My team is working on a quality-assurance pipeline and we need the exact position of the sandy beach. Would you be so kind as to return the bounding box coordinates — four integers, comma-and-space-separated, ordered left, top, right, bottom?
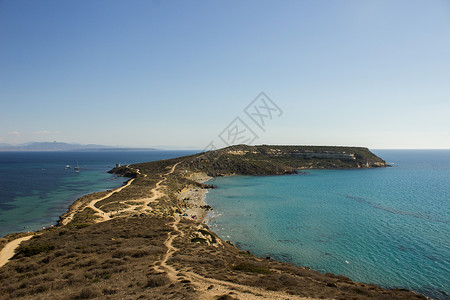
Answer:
177, 172, 212, 222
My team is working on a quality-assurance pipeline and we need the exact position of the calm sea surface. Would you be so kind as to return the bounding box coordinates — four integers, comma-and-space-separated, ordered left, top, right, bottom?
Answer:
205, 150, 450, 299
0, 150, 198, 237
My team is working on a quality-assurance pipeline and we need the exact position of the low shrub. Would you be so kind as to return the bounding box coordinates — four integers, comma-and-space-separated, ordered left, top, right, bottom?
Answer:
74, 287, 100, 299
13, 244, 55, 258
232, 263, 271, 274
191, 237, 207, 243
199, 229, 217, 243
145, 274, 168, 288
112, 248, 150, 258
102, 287, 118, 295
68, 223, 91, 229
14, 262, 39, 273
101, 258, 125, 268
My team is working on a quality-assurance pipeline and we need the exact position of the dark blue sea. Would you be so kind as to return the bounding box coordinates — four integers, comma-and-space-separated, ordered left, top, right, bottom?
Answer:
0, 150, 198, 237
205, 150, 450, 299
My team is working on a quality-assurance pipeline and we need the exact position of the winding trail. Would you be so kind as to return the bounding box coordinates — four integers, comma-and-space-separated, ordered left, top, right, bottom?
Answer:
114, 162, 181, 215
186, 271, 314, 300
141, 162, 181, 210
86, 177, 136, 221
148, 160, 316, 298
149, 162, 314, 299
153, 213, 313, 299
3, 163, 182, 269
60, 177, 136, 225
0, 235, 34, 268
153, 215, 182, 282
63, 162, 181, 224
2, 163, 180, 270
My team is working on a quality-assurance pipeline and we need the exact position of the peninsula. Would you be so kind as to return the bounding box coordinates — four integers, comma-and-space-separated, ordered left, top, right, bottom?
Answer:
0, 145, 426, 299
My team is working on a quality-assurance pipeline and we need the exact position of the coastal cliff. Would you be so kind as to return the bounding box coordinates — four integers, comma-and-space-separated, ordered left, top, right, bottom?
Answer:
0, 145, 425, 300
112, 145, 389, 178
185, 145, 389, 176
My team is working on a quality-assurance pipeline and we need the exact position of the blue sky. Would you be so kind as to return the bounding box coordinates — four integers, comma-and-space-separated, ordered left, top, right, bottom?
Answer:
1, 0, 449, 149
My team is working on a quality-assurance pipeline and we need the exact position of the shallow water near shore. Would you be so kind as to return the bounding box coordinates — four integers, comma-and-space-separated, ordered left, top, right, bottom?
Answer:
205, 150, 450, 299
0, 150, 198, 237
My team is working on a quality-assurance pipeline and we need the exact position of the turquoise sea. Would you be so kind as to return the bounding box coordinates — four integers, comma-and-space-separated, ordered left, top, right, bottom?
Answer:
205, 150, 450, 299
0, 150, 197, 237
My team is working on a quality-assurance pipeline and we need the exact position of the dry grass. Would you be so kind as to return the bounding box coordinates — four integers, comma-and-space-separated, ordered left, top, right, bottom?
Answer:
0, 216, 170, 299
94, 178, 159, 209
0, 214, 427, 300
100, 202, 129, 213
70, 207, 98, 224
0, 232, 34, 253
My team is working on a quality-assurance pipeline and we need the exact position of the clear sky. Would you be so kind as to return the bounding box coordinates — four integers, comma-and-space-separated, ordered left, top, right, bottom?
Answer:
1, 0, 449, 149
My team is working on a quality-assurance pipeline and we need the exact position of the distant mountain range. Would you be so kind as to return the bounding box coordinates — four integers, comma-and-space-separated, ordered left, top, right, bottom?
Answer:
0, 142, 158, 151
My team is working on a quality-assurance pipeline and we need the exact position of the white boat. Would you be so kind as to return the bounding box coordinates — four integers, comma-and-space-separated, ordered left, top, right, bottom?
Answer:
74, 162, 80, 170
65, 165, 71, 169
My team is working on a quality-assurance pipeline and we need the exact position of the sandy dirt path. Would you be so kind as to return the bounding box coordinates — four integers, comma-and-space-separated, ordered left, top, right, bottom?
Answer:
60, 176, 136, 225
154, 215, 315, 299
151, 160, 318, 299
111, 162, 181, 215
0, 235, 34, 268
186, 271, 316, 300
140, 162, 181, 211
153, 215, 182, 282
86, 177, 136, 222
64, 163, 181, 224
1, 164, 178, 269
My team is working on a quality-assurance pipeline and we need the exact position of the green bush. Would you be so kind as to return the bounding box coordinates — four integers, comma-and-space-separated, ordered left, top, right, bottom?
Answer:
68, 223, 91, 229
232, 262, 271, 274
145, 274, 168, 288
14, 244, 54, 258
74, 287, 100, 299
191, 237, 207, 244
199, 229, 217, 243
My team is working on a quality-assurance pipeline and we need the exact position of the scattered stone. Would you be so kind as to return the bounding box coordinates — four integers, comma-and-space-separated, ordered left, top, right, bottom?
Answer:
327, 282, 338, 288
